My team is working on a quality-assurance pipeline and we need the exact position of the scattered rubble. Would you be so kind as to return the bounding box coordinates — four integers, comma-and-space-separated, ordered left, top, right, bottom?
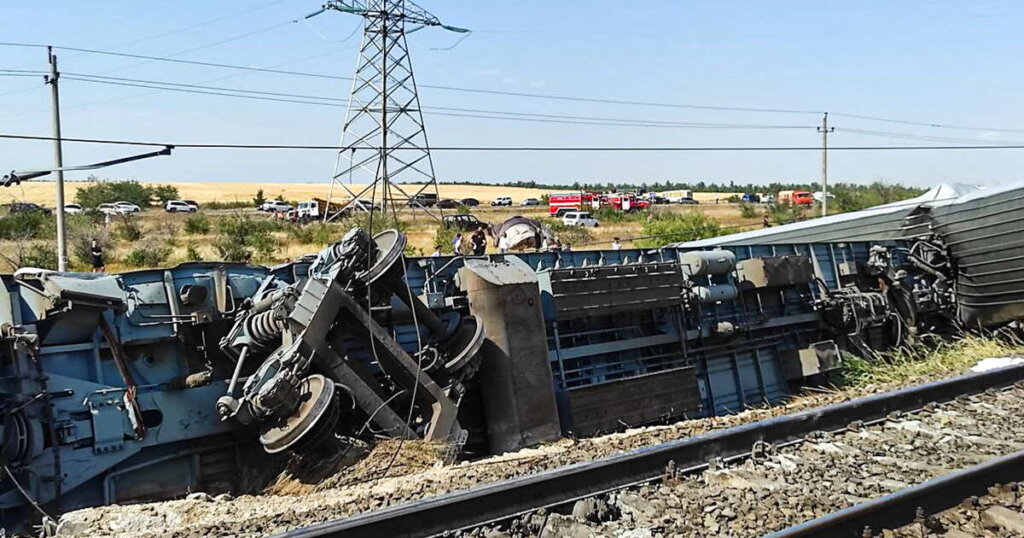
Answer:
55, 369, 1020, 538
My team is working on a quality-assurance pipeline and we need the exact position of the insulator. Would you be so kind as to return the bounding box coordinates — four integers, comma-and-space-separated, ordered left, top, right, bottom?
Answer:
246, 310, 288, 346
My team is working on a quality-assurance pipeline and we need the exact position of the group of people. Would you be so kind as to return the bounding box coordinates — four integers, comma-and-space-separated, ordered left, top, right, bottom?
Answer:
437, 227, 506, 257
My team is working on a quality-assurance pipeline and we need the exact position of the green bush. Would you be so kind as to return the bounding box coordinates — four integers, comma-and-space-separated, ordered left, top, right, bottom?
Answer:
185, 243, 203, 262
768, 201, 806, 225
635, 212, 724, 248
213, 213, 280, 262
123, 243, 172, 268
0, 211, 54, 240
75, 179, 175, 209
592, 206, 644, 223
114, 217, 143, 242
21, 243, 59, 270
253, 189, 266, 208
66, 215, 110, 269
184, 213, 211, 234
738, 202, 758, 219
547, 221, 593, 248
347, 211, 407, 236
287, 222, 343, 245
433, 224, 459, 254
149, 184, 180, 205
203, 200, 253, 210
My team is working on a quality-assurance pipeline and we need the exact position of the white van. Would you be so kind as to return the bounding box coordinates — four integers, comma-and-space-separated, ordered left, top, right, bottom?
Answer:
562, 211, 599, 227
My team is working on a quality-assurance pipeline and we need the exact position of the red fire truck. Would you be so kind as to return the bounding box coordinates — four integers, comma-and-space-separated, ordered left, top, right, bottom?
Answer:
548, 191, 650, 216
548, 192, 599, 216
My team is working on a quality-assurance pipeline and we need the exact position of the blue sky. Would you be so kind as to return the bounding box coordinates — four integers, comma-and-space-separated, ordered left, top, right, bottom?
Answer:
3, 1, 1024, 187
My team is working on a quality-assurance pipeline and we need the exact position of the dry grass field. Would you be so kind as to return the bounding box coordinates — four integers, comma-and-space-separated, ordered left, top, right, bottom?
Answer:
1, 181, 566, 206
0, 180, 765, 272
3, 180, 743, 207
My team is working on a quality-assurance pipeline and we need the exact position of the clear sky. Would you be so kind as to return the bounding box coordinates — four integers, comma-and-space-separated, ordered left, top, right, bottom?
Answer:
3, 1, 1024, 188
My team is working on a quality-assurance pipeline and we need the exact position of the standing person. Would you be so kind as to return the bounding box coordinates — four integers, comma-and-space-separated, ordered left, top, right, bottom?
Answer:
452, 232, 463, 254
103, 212, 111, 229
497, 232, 510, 254
611, 237, 622, 250
89, 239, 105, 273
763, 213, 772, 228
472, 228, 486, 256
564, 243, 572, 252
431, 245, 442, 257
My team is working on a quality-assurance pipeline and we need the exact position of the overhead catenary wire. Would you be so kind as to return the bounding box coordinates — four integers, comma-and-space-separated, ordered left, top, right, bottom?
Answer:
5, 41, 1024, 134
57, 73, 815, 130
6, 132, 1024, 152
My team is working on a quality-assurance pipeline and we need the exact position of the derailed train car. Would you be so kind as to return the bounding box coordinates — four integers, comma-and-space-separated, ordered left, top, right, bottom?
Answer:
2, 181, 1023, 531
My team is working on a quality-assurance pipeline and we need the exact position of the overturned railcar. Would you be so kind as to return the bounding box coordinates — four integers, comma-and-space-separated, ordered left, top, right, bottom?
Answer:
3, 181, 1024, 531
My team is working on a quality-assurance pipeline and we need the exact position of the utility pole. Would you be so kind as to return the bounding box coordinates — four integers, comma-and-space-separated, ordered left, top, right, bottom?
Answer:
46, 47, 68, 271
817, 112, 834, 218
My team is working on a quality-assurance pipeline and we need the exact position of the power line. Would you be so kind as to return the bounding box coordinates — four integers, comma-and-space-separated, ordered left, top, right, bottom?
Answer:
4, 132, 1024, 152
831, 112, 1024, 134
1, 42, 821, 115
839, 127, 1024, 146
59, 73, 815, 129
5, 41, 1024, 133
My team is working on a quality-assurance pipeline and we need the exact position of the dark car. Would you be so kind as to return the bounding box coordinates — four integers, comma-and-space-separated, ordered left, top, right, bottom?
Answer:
407, 193, 438, 207
459, 198, 480, 207
7, 202, 51, 215
442, 213, 488, 230
679, 198, 700, 205
741, 193, 761, 203
436, 199, 460, 209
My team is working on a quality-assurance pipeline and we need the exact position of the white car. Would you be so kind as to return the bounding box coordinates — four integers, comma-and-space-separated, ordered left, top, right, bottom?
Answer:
97, 203, 119, 215
520, 198, 540, 206
165, 200, 197, 213
260, 200, 292, 213
562, 211, 599, 227
490, 196, 513, 207
63, 203, 83, 214
114, 201, 142, 214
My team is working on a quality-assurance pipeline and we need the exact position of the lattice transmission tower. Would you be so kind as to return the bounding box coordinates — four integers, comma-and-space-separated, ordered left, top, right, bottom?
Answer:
323, 0, 468, 221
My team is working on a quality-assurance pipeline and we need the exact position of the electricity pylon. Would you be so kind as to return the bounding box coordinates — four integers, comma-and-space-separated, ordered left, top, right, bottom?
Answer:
323, 0, 468, 221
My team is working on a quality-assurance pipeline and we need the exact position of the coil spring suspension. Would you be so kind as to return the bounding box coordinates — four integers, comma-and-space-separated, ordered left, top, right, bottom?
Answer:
246, 309, 288, 346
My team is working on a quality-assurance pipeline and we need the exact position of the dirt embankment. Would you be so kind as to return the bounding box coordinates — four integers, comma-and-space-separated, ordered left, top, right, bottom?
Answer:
57, 370, 975, 538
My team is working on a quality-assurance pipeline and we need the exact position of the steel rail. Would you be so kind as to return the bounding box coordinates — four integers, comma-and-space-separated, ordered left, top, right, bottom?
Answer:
767, 447, 1024, 537
274, 365, 1024, 538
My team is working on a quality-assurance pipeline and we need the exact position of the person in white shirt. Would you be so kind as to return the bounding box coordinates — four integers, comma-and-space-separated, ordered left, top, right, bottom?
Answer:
452, 233, 462, 254
431, 245, 441, 257
497, 232, 510, 254
611, 237, 622, 250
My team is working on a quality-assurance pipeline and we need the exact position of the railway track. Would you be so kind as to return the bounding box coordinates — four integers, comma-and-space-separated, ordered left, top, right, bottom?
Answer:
276, 364, 1024, 538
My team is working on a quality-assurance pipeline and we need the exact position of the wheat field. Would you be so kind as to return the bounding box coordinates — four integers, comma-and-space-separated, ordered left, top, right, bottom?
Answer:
3, 180, 742, 207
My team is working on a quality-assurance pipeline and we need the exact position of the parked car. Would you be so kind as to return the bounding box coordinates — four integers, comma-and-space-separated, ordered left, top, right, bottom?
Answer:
490, 196, 513, 206
442, 214, 488, 231
649, 195, 669, 205
165, 200, 197, 213
561, 211, 599, 227
741, 193, 761, 203
407, 193, 438, 208
6, 202, 51, 215
183, 199, 200, 211
459, 198, 480, 207
678, 198, 699, 205
260, 200, 293, 213
114, 201, 142, 214
97, 203, 118, 215
520, 198, 540, 206
63, 203, 83, 214
436, 199, 460, 209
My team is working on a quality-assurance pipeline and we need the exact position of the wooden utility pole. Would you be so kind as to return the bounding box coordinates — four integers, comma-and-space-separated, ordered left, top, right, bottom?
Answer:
46, 47, 68, 271
817, 112, 834, 217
